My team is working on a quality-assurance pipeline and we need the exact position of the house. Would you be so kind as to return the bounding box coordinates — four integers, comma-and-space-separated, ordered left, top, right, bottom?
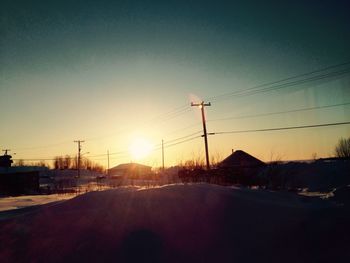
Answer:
0, 153, 47, 195
0, 154, 13, 168
218, 150, 266, 185
0, 171, 40, 195
108, 163, 152, 178
219, 150, 265, 168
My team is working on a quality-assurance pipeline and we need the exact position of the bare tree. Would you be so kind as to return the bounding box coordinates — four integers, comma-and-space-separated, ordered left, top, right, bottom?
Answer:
83, 158, 92, 170
335, 137, 350, 158
210, 151, 223, 168
53, 157, 59, 169
53, 156, 66, 169
73, 156, 78, 169
64, 155, 72, 169
15, 159, 25, 166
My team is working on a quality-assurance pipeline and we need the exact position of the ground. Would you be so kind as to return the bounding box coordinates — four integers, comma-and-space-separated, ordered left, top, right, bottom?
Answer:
0, 184, 349, 263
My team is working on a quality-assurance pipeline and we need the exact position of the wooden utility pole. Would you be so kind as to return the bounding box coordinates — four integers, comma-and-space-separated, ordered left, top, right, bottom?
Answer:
2, 149, 11, 155
162, 139, 165, 171
191, 101, 211, 170
107, 150, 110, 176
74, 140, 84, 177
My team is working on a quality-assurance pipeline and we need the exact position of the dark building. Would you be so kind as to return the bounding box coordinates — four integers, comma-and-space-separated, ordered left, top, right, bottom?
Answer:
0, 154, 41, 195
219, 150, 265, 168
0, 154, 13, 168
0, 171, 40, 196
218, 150, 266, 185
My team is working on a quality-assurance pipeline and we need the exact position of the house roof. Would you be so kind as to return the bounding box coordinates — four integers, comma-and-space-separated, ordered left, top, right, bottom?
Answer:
219, 150, 265, 167
109, 163, 151, 171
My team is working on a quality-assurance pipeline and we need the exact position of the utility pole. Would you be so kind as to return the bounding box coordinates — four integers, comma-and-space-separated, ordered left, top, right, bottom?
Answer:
162, 139, 165, 172
2, 149, 11, 155
107, 150, 110, 176
74, 140, 84, 178
191, 101, 211, 170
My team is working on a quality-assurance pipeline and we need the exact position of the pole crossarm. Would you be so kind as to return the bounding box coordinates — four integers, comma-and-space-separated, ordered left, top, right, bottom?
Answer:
191, 102, 211, 107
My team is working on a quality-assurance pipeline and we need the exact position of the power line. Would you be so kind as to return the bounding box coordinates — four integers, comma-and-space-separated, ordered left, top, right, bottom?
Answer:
149, 106, 190, 124
246, 69, 348, 95
147, 104, 189, 123
87, 150, 129, 158
80, 65, 350, 144
207, 102, 350, 122
163, 131, 202, 144
12, 140, 72, 151
149, 63, 350, 144
206, 61, 350, 102
153, 135, 202, 151
86, 131, 203, 158
9, 132, 202, 162
210, 69, 350, 104
164, 122, 202, 136
213, 121, 350, 135
85, 104, 191, 142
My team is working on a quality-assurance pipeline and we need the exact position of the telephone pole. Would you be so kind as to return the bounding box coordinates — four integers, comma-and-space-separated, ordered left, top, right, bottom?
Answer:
162, 139, 165, 172
2, 149, 11, 155
74, 140, 84, 178
191, 101, 211, 170
107, 150, 110, 176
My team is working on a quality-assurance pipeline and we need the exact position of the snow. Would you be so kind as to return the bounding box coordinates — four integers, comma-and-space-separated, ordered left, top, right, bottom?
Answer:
0, 194, 77, 212
0, 184, 348, 263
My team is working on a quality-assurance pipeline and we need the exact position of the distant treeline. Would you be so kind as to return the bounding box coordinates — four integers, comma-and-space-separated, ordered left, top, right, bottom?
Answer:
53, 155, 105, 173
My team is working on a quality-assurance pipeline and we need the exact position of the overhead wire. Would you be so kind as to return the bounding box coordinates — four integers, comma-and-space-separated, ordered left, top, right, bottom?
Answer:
85, 104, 191, 142
207, 102, 350, 122
163, 131, 202, 145
213, 121, 350, 135
206, 61, 350, 102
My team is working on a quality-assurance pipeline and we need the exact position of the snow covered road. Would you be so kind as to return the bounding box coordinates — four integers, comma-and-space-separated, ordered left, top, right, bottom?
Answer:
0, 184, 348, 263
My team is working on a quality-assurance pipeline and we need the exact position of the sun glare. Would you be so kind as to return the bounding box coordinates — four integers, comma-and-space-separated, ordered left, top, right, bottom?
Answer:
129, 138, 153, 160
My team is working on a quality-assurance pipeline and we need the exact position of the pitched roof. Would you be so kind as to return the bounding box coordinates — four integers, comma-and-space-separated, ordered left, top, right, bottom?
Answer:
219, 150, 265, 167
109, 163, 151, 171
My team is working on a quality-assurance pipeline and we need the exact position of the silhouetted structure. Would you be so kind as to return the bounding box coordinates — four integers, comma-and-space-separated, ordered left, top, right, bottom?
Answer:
260, 159, 350, 191
108, 163, 152, 178
0, 171, 39, 195
219, 150, 265, 168
215, 150, 266, 185
0, 154, 13, 168
178, 150, 266, 186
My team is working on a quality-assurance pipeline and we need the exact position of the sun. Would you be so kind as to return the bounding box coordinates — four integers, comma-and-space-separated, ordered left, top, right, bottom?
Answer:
129, 137, 153, 160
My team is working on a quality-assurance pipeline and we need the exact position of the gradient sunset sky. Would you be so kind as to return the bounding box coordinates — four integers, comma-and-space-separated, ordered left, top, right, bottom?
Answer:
1, 0, 350, 167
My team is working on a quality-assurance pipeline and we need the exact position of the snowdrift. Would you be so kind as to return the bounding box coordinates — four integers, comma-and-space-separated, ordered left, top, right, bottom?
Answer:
0, 184, 348, 263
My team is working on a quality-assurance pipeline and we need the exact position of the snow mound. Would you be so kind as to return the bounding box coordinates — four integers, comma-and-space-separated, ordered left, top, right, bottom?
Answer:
0, 184, 347, 263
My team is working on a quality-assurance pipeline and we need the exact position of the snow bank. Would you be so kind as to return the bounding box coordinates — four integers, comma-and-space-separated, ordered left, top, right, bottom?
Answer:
0, 184, 348, 263
0, 194, 77, 212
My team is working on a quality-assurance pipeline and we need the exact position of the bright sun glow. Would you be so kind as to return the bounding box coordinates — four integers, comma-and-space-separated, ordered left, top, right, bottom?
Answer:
129, 138, 153, 160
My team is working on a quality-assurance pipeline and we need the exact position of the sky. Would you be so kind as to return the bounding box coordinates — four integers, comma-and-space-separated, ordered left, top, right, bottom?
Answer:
1, 0, 350, 168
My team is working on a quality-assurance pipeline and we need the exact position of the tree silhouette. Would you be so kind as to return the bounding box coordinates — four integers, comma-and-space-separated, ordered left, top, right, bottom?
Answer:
335, 137, 350, 158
